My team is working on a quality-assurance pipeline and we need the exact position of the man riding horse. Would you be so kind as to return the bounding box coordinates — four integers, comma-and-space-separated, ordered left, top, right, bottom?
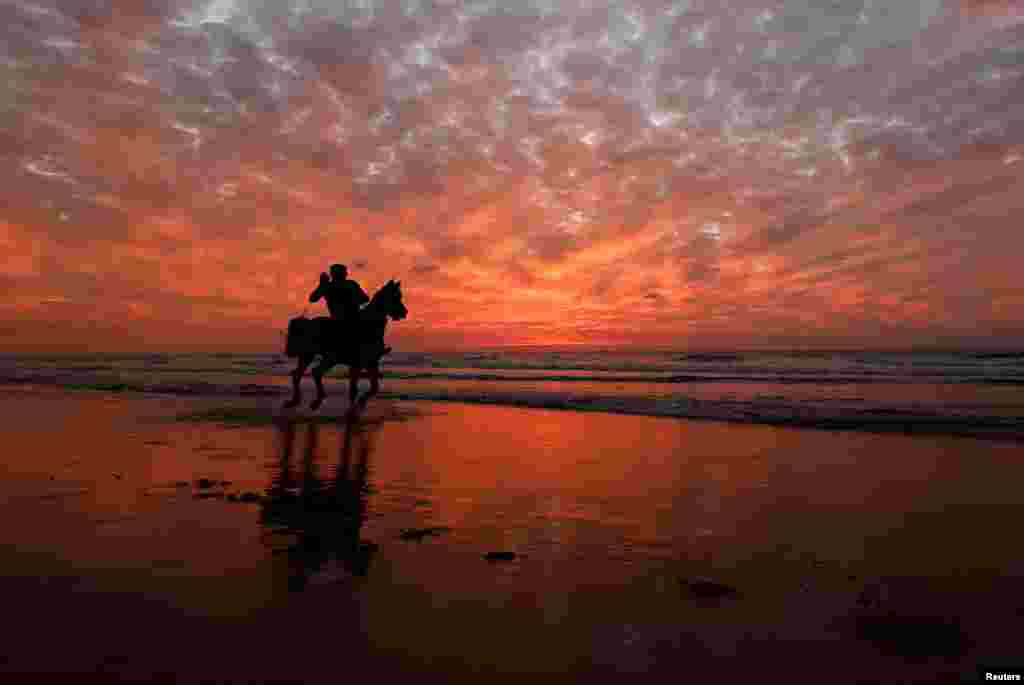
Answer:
285, 273, 406, 411
309, 264, 390, 359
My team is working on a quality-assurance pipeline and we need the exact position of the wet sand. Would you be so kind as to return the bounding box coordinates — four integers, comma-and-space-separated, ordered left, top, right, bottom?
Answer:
1, 384, 1023, 683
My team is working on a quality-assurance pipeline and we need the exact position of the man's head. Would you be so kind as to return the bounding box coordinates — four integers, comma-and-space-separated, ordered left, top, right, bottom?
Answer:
329, 264, 348, 281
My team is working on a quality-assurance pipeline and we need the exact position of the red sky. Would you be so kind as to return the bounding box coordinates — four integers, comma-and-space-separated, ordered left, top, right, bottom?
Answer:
2, 0, 1023, 352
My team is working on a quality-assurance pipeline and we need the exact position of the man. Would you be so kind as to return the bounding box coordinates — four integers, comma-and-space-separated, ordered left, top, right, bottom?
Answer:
310, 264, 368, 322
309, 264, 390, 357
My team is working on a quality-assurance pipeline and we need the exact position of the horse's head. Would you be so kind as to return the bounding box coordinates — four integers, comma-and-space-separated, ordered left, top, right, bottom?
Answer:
382, 279, 408, 321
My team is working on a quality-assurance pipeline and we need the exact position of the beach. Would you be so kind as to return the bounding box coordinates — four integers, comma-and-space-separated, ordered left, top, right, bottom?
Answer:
1, 383, 1022, 682
4, 0, 1022, 679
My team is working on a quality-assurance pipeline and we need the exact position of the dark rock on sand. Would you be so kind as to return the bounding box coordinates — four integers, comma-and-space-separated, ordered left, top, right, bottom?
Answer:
220, 480, 232, 487
195, 491, 224, 500
854, 613, 972, 659
226, 493, 239, 502
239, 492, 261, 503
484, 551, 517, 562
196, 478, 215, 489
399, 527, 451, 541
173, 481, 189, 488
856, 584, 884, 609
681, 577, 742, 601
846, 577, 976, 659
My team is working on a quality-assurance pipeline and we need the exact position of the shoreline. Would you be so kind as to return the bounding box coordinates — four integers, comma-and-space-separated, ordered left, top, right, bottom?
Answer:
3, 378, 1022, 442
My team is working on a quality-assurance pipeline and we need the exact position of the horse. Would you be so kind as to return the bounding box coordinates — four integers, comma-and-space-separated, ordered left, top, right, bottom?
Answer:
283, 279, 407, 412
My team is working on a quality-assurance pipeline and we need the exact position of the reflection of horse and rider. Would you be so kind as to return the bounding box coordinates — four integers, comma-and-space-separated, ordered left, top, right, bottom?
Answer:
261, 418, 380, 592
284, 264, 408, 411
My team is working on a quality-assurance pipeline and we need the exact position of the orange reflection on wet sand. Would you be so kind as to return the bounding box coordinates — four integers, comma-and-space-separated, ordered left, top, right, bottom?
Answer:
3, 386, 1024, 681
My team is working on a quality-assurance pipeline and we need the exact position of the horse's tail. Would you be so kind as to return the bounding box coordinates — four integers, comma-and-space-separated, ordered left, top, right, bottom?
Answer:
284, 316, 309, 358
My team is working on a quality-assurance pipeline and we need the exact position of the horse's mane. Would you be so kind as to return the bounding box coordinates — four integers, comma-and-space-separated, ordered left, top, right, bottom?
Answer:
367, 280, 395, 308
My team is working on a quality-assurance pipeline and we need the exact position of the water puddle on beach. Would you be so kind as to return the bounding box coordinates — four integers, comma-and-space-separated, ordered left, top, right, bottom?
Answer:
2, 385, 1024, 681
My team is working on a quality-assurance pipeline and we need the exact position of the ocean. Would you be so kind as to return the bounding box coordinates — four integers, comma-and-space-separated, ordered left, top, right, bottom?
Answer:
2, 348, 1022, 440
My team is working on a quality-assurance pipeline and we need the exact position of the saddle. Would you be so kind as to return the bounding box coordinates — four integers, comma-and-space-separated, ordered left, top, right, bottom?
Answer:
285, 316, 390, 361
323, 316, 391, 362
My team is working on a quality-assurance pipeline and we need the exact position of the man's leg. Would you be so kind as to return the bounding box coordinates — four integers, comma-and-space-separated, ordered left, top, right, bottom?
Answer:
332, 317, 351, 359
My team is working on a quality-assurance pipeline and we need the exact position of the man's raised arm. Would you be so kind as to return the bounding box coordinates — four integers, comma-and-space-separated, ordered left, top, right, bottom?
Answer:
309, 273, 329, 303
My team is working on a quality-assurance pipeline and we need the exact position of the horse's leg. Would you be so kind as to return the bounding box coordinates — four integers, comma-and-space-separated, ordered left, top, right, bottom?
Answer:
347, 366, 361, 414
283, 354, 312, 409
310, 355, 335, 411
358, 364, 380, 408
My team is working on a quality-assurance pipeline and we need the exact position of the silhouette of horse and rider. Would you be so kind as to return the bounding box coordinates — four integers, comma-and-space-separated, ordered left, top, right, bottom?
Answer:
284, 264, 407, 412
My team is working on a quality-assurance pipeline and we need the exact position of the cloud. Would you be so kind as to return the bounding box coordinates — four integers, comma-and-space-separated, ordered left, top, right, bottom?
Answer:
71, 0, 190, 32
411, 262, 439, 274
643, 291, 668, 307
960, 0, 1024, 17
0, 0, 1022, 349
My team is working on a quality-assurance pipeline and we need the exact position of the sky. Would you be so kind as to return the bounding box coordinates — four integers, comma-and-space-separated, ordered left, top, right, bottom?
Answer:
2, 0, 1023, 352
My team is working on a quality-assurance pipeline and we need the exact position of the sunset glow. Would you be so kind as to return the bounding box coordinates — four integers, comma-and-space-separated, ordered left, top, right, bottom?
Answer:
3, 0, 1023, 352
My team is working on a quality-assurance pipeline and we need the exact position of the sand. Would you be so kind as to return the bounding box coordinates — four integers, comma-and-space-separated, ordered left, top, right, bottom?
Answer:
1, 384, 1023, 683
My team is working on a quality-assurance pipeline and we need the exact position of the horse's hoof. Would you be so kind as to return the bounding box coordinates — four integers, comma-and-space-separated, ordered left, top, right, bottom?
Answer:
310, 398, 324, 411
